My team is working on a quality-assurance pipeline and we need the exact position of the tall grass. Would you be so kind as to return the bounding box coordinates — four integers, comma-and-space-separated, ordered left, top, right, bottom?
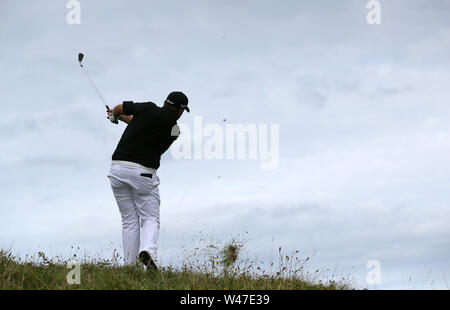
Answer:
0, 241, 352, 290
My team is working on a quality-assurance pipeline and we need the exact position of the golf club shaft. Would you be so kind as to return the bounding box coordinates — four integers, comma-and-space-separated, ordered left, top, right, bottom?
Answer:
79, 64, 110, 110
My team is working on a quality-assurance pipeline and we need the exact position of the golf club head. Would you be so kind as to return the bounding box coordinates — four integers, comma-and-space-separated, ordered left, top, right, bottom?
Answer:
78, 53, 84, 66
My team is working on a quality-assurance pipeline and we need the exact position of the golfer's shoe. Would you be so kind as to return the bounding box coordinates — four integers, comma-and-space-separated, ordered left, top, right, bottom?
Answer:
138, 251, 158, 271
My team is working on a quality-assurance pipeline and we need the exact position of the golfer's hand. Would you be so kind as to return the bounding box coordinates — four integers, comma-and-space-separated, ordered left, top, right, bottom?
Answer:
106, 108, 119, 124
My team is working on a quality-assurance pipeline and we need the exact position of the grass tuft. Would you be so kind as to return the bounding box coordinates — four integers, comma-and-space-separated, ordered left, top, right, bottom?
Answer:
220, 240, 241, 269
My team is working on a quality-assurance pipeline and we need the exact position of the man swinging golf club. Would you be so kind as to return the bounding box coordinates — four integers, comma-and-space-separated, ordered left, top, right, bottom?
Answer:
106, 91, 189, 270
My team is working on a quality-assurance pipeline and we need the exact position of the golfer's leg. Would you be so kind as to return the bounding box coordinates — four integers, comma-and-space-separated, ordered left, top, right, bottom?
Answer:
109, 172, 140, 265
134, 174, 161, 260
118, 195, 140, 265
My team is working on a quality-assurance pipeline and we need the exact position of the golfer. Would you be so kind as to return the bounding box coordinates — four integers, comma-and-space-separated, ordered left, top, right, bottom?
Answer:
106, 91, 189, 269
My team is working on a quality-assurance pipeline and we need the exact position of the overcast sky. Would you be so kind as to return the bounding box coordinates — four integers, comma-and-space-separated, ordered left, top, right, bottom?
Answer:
1, 0, 449, 289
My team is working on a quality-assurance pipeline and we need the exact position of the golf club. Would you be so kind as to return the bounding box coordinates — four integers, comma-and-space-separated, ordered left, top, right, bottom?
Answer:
78, 53, 110, 110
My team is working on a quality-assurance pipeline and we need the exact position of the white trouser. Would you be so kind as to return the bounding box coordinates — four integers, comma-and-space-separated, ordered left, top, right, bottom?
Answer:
107, 162, 160, 265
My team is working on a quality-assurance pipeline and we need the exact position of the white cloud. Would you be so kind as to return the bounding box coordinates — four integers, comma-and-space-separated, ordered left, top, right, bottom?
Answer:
1, 0, 449, 289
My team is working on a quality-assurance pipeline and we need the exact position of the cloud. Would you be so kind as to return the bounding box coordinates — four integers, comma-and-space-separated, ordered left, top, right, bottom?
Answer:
1, 0, 449, 289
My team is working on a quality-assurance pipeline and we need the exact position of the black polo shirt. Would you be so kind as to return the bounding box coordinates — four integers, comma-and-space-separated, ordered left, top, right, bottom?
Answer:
112, 101, 179, 170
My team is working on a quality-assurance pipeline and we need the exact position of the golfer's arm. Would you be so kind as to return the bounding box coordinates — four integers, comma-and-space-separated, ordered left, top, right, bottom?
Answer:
112, 104, 133, 124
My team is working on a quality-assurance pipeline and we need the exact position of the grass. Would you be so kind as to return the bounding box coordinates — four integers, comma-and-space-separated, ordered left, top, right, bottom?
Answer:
0, 242, 352, 290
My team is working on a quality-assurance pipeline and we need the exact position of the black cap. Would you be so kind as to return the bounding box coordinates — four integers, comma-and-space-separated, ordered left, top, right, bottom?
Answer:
165, 91, 189, 113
